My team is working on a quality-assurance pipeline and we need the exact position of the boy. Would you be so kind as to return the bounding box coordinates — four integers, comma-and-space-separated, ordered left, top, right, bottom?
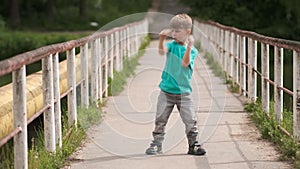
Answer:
145, 14, 206, 156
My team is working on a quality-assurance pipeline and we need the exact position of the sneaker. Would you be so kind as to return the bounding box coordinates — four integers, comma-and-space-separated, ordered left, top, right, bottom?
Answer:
145, 141, 162, 155
188, 141, 206, 156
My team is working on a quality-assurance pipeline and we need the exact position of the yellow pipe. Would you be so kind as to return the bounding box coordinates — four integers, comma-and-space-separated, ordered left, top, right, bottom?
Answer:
0, 53, 83, 140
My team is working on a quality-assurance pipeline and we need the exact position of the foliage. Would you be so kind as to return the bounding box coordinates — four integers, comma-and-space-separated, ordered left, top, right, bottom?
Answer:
77, 105, 102, 130
0, 0, 151, 31
0, 31, 88, 61
108, 36, 150, 96
203, 52, 225, 79
0, 15, 5, 30
183, 0, 300, 41
0, 104, 102, 169
245, 100, 299, 163
202, 52, 241, 92
0, 140, 13, 169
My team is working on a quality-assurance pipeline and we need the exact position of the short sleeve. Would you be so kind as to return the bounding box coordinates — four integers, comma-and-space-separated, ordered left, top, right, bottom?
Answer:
165, 41, 172, 52
189, 46, 198, 69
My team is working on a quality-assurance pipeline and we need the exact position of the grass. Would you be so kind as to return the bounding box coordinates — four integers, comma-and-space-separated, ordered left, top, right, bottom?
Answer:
0, 140, 13, 169
225, 79, 240, 93
0, 104, 102, 169
202, 51, 240, 93
198, 44, 299, 167
28, 105, 102, 169
0, 35, 150, 169
108, 36, 150, 96
203, 52, 225, 79
245, 100, 299, 166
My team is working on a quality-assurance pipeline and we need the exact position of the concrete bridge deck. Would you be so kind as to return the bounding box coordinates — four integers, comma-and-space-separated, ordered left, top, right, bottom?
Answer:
66, 41, 292, 169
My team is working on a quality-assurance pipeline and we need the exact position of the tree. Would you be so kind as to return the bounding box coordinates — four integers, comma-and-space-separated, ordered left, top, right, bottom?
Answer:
10, 0, 20, 28
47, 0, 55, 21
182, 0, 300, 40
79, 0, 88, 20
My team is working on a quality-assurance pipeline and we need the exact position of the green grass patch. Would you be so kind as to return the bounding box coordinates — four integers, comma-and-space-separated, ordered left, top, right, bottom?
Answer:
0, 31, 88, 61
28, 105, 102, 169
77, 105, 102, 130
0, 104, 102, 169
0, 140, 13, 169
0, 35, 150, 168
202, 52, 240, 93
200, 46, 299, 166
0, 31, 85, 87
225, 79, 240, 93
245, 100, 299, 164
203, 52, 225, 79
108, 36, 150, 96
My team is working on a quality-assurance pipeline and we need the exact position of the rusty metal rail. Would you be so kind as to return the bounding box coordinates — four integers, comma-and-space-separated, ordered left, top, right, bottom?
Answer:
0, 18, 148, 169
193, 19, 300, 138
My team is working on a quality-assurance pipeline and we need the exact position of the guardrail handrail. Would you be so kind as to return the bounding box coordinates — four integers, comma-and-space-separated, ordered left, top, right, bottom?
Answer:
193, 19, 300, 139
0, 20, 146, 76
197, 19, 300, 52
0, 18, 148, 168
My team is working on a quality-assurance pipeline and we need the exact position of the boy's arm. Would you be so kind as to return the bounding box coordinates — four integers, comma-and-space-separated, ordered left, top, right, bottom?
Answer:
182, 35, 194, 67
158, 29, 171, 55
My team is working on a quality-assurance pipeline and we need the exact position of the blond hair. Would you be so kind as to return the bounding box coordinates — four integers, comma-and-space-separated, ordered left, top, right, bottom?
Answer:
169, 14, 192, 29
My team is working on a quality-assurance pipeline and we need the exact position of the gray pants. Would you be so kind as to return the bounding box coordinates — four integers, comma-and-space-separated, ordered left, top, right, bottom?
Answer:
152, 91, 198, 145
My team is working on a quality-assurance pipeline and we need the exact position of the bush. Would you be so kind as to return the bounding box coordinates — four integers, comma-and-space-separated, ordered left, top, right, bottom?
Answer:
0, 15, 5, 30
245, 100, 299, 162
0, 31, 87, 60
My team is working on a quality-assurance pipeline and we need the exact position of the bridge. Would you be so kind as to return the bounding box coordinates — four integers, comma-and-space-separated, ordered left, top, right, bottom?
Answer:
0, 1, 300, 169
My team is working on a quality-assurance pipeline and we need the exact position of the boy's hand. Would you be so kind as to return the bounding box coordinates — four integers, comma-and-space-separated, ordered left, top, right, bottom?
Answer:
159, 29, 172, 38
187, 35, 194, 46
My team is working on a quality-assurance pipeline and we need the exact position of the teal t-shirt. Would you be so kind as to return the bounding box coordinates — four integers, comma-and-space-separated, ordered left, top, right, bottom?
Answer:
159, 40, 198, 94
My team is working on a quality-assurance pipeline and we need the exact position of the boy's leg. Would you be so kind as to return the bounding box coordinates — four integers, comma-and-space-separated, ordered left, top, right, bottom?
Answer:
177, 94, 206, 155
146, 91, 175, 155
177, 94, 198, 145
153, 91, 175, 143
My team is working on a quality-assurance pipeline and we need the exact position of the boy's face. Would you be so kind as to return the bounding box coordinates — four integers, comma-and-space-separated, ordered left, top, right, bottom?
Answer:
171, 28, 191, 44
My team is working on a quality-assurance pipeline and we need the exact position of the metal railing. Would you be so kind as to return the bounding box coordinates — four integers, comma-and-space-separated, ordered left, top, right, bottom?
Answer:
193, 19, 300, 138
0, 19, 148, 168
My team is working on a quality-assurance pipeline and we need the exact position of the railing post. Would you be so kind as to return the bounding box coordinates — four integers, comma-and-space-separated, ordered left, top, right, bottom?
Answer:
122, 29, 125, 59
13, 65, 28, 169
53, 53, 62, 148
214, 27, 218, 49
224, 31, 229, 74
127, 27, 130, 57
220, 29, 225, 70
247, 38, 253, 99
218, 28, 223, 65
235, 35, 239, 84
120, 30, 124, 70
228, 32, 232, 77
293, 50, 300, 137
261, 43, 270, 113
240, 36, 246, 96
67, 48, 77, 127
131, 27, 134, 56
253, 40, 258, 100
98, 38, 103, 103
232, 33, 238, 84
42, 54, 55, 152
135, 26, 139, 54
274, 46, 284, 122
80, 43, 89, 107
247, 38, 257, 100
104, 35, 109, 97
91, 39, 99, 103
119, 30, 122, 66
229, 32, 234, 78
109, 33, 114, 79
115, 31, 121, 71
